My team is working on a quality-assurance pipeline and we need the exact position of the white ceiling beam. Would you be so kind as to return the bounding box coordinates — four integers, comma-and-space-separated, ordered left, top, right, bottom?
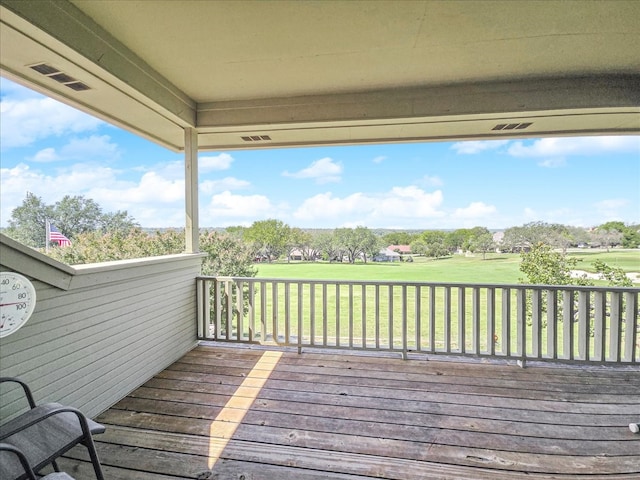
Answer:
197, 76, 640, 130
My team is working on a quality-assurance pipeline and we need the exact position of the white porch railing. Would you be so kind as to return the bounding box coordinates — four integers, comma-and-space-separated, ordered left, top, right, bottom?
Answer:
197, 276, 639, 364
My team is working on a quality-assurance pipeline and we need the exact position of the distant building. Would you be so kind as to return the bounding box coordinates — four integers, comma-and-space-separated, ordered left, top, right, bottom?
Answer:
373, 248, 402, 262
387, 244, 411, 254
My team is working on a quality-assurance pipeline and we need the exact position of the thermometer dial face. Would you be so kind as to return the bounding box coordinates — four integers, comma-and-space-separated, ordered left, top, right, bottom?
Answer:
0, 272, 37, 338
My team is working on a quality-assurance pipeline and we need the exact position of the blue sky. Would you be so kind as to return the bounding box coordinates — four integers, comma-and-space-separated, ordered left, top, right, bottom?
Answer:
1, 77, 639, 230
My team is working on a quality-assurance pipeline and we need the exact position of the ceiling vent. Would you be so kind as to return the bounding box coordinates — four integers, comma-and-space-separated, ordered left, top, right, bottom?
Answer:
492, 122, 532, 131
28, 63, 90, 92
241, 135, 272, 142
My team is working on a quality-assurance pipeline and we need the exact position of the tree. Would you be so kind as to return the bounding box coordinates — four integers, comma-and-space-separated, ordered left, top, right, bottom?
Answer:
53, 195, 103, 234
418, 230, 449, 258
5, 192, 53, 248
244, 219, 290, 262
285, 228, 310, 262
622, 226, 640, 249
469, 232, 495, 260
380, 231, 418, 246
313, 231, 342, 262
200, 231, 257, 277
5, 193, 137, 249
519, 243, 588, 286
100, 210, 139, 234
591, 228, 623, 252
334, 226, 378, 263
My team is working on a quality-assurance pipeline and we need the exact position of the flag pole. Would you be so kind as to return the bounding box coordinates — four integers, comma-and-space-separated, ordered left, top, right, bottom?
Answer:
45, 219, 50, 253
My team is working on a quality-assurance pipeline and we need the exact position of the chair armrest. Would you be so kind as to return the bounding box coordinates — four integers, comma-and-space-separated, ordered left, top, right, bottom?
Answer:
0, 442, 38, 480
0, 378, 36, 409
0, 405, 100, 441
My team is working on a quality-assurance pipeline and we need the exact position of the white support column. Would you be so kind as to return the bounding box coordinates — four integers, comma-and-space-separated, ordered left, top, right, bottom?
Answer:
185, 127, 199, 253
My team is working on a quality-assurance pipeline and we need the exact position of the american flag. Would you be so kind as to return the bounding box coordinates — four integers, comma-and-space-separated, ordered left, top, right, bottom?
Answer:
49, 222, 72, 247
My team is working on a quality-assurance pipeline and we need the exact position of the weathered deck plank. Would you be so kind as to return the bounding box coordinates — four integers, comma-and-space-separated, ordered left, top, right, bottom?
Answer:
61, 344, 639, 479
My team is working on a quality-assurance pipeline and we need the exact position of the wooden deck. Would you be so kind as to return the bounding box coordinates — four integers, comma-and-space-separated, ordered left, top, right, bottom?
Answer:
58, 344, 639, 479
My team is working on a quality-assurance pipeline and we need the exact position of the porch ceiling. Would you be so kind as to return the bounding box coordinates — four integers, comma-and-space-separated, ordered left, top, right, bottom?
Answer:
1, 0, 639, 151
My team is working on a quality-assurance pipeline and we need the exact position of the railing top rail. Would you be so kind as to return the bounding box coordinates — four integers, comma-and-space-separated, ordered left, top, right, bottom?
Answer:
197, 276, 640, 292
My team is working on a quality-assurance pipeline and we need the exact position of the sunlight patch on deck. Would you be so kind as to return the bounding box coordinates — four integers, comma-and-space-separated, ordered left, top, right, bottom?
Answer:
208, 350, 283, 468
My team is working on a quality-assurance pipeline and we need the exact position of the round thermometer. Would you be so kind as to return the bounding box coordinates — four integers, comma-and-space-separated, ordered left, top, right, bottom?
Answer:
0, 272, 37, 338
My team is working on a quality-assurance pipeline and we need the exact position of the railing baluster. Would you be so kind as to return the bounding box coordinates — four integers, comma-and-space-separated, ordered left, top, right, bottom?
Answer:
323, 283, 328, 347
516, 288, 526, 359
546, 289, 557, 360
236, 280, 244, 341
297, 281, 303, 353
444, 286, 451, 353
388, 285, 394, 350
284, 282, 290, 345
501, 288, 510, 357
429, 285, 436, 352
271, 282, 279, 343
415, 285, 422, 352
578, 290, 589, 361
563, 290, 574, 360
623, 291, 638, 362
593, 290, 605, 361
225, 280, 232, 341
310, 282, 315, 346
609, 291, 622, 362
335, 284, 340, 347
402, 285, 408, 359
375, 284, 380, 349
472, 287, 480, 354
458, 287, 465, 353
260, 282, 267, 343
248, 282, 255, 342
215, 279, 222, 340
348, 283, 354, 348
487, 287, 495, 356
362, 284, 367, 349
531, 289, 541, 358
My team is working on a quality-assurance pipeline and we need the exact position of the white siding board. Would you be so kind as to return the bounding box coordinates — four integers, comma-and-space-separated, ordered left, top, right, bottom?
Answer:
1, 235, 206, 420
2, 275, 197, 366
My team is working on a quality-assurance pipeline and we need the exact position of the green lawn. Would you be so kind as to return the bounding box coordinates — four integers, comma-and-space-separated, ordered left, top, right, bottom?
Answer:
255, 250, 639, 284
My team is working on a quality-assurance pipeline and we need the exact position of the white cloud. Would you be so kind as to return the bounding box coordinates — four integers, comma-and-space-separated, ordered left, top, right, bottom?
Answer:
453, 201, 497, 219
199, 153, 234, 172
536, 157, 566, 168
372, 155, 387, 164
0, 93, 103, 149
292, 186, 445, 226
420, 175, 444, 187
282, 157, 342, 183
508, 136, 640, 158
202, 191, 278, 225
451, 140, 509, 155
29, 135, 121, 163
0, 162, 125, 227
593, 198, 631, 221
31, 148, 59, 162
200, 177, 250, 195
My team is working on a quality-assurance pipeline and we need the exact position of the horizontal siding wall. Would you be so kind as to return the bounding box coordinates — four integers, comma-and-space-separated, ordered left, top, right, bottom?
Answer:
0, 237, 204, 420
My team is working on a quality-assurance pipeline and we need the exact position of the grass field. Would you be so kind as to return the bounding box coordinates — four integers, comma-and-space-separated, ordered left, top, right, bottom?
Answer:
256, 250, 640, 284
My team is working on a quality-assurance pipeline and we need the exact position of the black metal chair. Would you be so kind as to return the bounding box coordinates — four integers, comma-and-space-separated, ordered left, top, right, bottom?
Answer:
0, 377, 105, 480
0, 443, 76, 480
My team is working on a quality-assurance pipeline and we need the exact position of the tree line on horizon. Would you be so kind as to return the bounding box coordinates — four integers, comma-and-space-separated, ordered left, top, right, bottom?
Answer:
4, 193, 639, 270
